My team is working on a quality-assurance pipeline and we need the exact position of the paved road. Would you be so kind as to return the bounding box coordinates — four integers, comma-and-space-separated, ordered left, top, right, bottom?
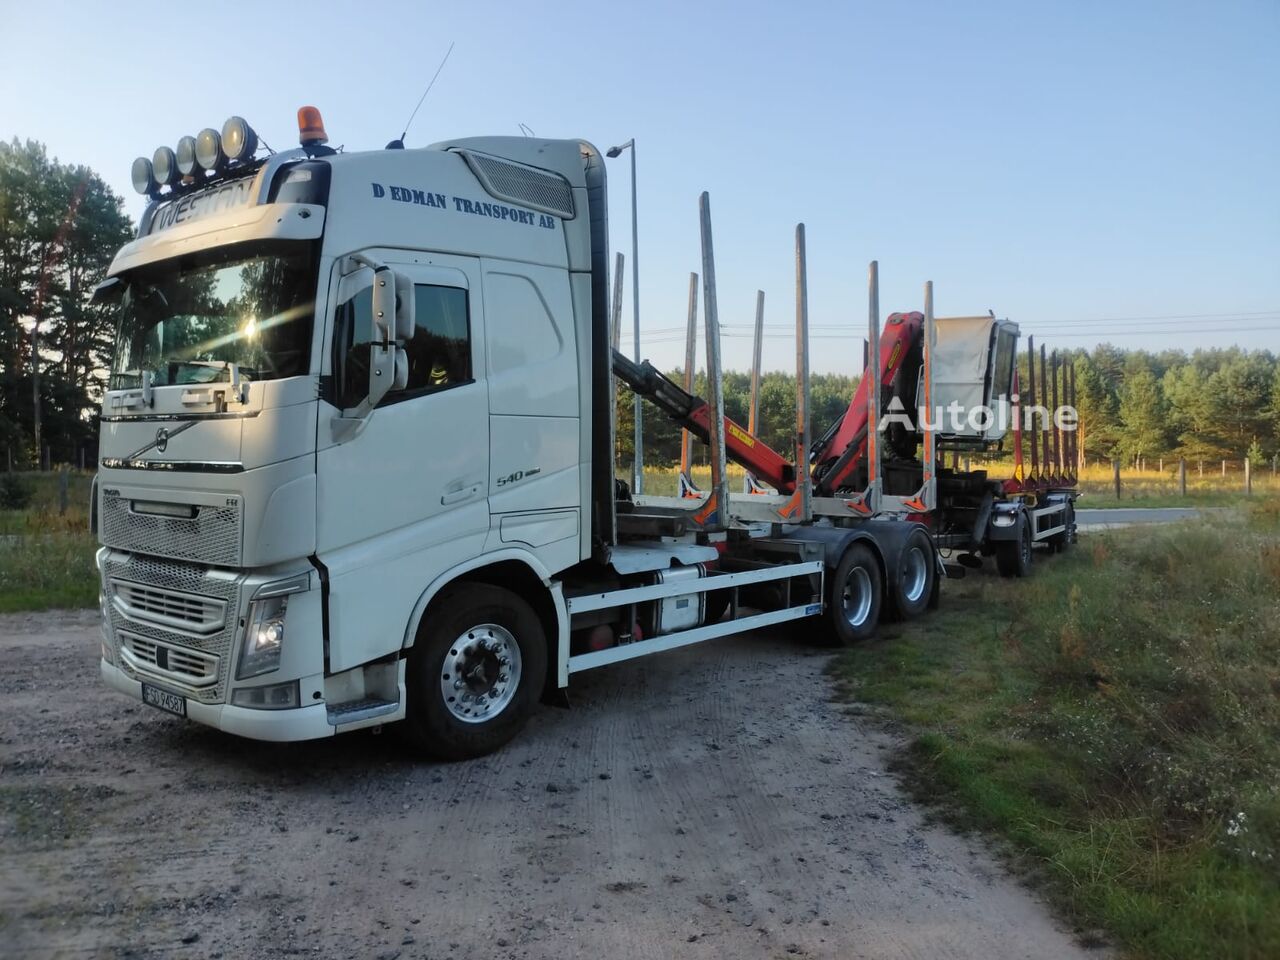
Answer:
0, 610, 1101, 960
1075, 506, 1208, 531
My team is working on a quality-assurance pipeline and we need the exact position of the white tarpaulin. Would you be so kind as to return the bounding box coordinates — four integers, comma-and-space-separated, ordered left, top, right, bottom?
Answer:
932, 316, 1016, 442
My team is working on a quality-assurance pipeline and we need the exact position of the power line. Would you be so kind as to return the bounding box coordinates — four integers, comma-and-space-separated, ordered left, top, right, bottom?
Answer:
631, 323, 1280, 345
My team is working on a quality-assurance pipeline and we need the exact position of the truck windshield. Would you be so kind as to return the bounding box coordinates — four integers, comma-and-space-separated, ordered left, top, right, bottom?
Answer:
109, 242, 317, 390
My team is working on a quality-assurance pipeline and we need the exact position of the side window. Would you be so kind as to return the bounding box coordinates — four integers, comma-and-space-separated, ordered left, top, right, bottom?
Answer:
404, 284, 471, 392
332, 281, 470, 408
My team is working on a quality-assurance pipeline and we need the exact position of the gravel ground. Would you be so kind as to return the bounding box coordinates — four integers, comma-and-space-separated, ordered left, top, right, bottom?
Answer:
0, 609, 1103, 960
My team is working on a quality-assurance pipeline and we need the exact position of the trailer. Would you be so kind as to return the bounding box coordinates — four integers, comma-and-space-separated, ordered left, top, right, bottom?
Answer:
91, 109, 1070, 760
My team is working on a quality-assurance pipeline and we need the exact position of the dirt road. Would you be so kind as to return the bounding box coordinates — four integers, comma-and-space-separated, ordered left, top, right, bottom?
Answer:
0, 610, 1100, 960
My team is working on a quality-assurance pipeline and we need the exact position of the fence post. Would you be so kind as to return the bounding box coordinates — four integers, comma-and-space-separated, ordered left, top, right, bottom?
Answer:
1245, 458, 1252, 496
58, 467, 69, 515
1159, 457, 1163, 474
1179, 458, 1186, 497
1222, 459, 1227, 478
42, 445, 50, 471
1113, 458, 1121, 500
1199, 460, 1203, 478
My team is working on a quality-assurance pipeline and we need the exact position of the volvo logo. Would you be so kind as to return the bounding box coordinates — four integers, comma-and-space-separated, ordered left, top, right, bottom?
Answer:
123, 420, 198, 461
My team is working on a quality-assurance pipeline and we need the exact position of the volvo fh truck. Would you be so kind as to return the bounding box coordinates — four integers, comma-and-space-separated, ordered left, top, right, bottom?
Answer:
93, 109, 958, 758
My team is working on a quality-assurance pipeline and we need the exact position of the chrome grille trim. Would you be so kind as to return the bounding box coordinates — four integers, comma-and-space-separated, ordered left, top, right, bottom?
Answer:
100, 490, 243, 567
110, 579, 226, 636
103, 554, 242, 705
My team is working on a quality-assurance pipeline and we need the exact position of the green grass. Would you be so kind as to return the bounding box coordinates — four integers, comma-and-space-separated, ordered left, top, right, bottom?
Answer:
832, 507, 1280, 959
0, 471, 97, 612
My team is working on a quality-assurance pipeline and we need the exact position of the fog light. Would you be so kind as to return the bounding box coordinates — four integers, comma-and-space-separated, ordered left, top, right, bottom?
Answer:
131, 157, 156, 195
221, 116, 257, 162
231, 680, 300, 710
195, 127, 224, 171
153, 145, 178, 187
175, 135, 199, 176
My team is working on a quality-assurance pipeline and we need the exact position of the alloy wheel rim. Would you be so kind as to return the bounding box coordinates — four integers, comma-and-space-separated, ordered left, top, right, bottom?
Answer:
439, 623, 522, 723
842, 567, 873, 628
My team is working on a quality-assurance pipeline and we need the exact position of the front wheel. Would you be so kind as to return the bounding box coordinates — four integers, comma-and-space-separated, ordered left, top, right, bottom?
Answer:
819, 543, 883, 646
405, 583, 547, 760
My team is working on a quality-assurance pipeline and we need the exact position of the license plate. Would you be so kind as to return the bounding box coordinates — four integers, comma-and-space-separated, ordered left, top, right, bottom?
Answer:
141, 682, 187, 717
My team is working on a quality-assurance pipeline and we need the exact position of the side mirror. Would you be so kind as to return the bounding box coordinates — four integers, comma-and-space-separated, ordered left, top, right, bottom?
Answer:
371, 267, 396, 343
368, 267, 414, 404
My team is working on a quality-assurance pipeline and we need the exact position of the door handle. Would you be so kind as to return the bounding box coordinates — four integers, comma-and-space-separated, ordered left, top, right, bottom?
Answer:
441, 483, 483, 506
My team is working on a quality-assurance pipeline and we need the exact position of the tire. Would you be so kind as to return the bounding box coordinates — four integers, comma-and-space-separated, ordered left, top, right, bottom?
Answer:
887, 527, 936, 621
404, 583, 547, 760
995, 520, 1033, 578
819, 543, 883, 646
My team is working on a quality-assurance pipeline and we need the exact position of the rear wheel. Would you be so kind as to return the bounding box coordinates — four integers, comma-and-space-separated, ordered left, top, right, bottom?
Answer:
1047, 501, 1074, 553
995, 521, 1033, 578
819, 543, 883, 646
887, 527, 935, 621
405, 583, 547, 760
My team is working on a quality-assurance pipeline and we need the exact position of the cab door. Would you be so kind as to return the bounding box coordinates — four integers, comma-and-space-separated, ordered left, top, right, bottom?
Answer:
316, 254, 488, 673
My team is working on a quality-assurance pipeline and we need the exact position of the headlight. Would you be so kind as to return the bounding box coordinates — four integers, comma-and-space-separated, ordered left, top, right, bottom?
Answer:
992, 513, 1017, 528
238, 595, 288, 679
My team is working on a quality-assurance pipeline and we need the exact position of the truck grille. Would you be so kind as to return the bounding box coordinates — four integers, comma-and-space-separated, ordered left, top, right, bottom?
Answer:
111, 580, 226, 635
100, 489, 243, 567
120, 632, 219, 687
103, 554, 242, 704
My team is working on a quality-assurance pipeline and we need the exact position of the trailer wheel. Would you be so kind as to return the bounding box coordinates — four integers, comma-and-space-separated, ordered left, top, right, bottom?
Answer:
820, 543, 883, 646
1048, 502, 1075, 553
887, 527, 935, 620
995, 521, 1033, 578
404, 583, 547, 760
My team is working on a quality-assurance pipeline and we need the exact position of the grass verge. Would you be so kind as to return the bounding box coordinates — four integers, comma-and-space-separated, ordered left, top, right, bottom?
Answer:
0, 533, 98, 613
832, 508, 1280, 959
0, 472, 96, 612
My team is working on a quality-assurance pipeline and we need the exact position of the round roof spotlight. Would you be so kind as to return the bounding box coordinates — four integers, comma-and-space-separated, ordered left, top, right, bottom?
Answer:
221, 116, 258, 163
152, 146, 178, 187
131, 156, 156, 195
175, 135, 199, 177
195, 128, 224, 171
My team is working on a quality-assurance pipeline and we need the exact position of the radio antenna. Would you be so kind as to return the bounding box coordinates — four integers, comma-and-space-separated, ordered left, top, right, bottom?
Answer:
394, 41, 455, 146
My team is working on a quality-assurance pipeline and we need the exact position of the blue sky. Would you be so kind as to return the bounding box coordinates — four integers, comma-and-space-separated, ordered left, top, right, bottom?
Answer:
3, 0, 1277, 373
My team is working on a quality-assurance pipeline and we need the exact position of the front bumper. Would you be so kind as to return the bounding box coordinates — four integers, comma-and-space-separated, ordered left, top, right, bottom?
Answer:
101, 658, 334, 742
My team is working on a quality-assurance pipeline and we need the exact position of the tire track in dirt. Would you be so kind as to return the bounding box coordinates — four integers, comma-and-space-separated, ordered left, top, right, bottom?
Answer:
0, 611, 1103, 960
